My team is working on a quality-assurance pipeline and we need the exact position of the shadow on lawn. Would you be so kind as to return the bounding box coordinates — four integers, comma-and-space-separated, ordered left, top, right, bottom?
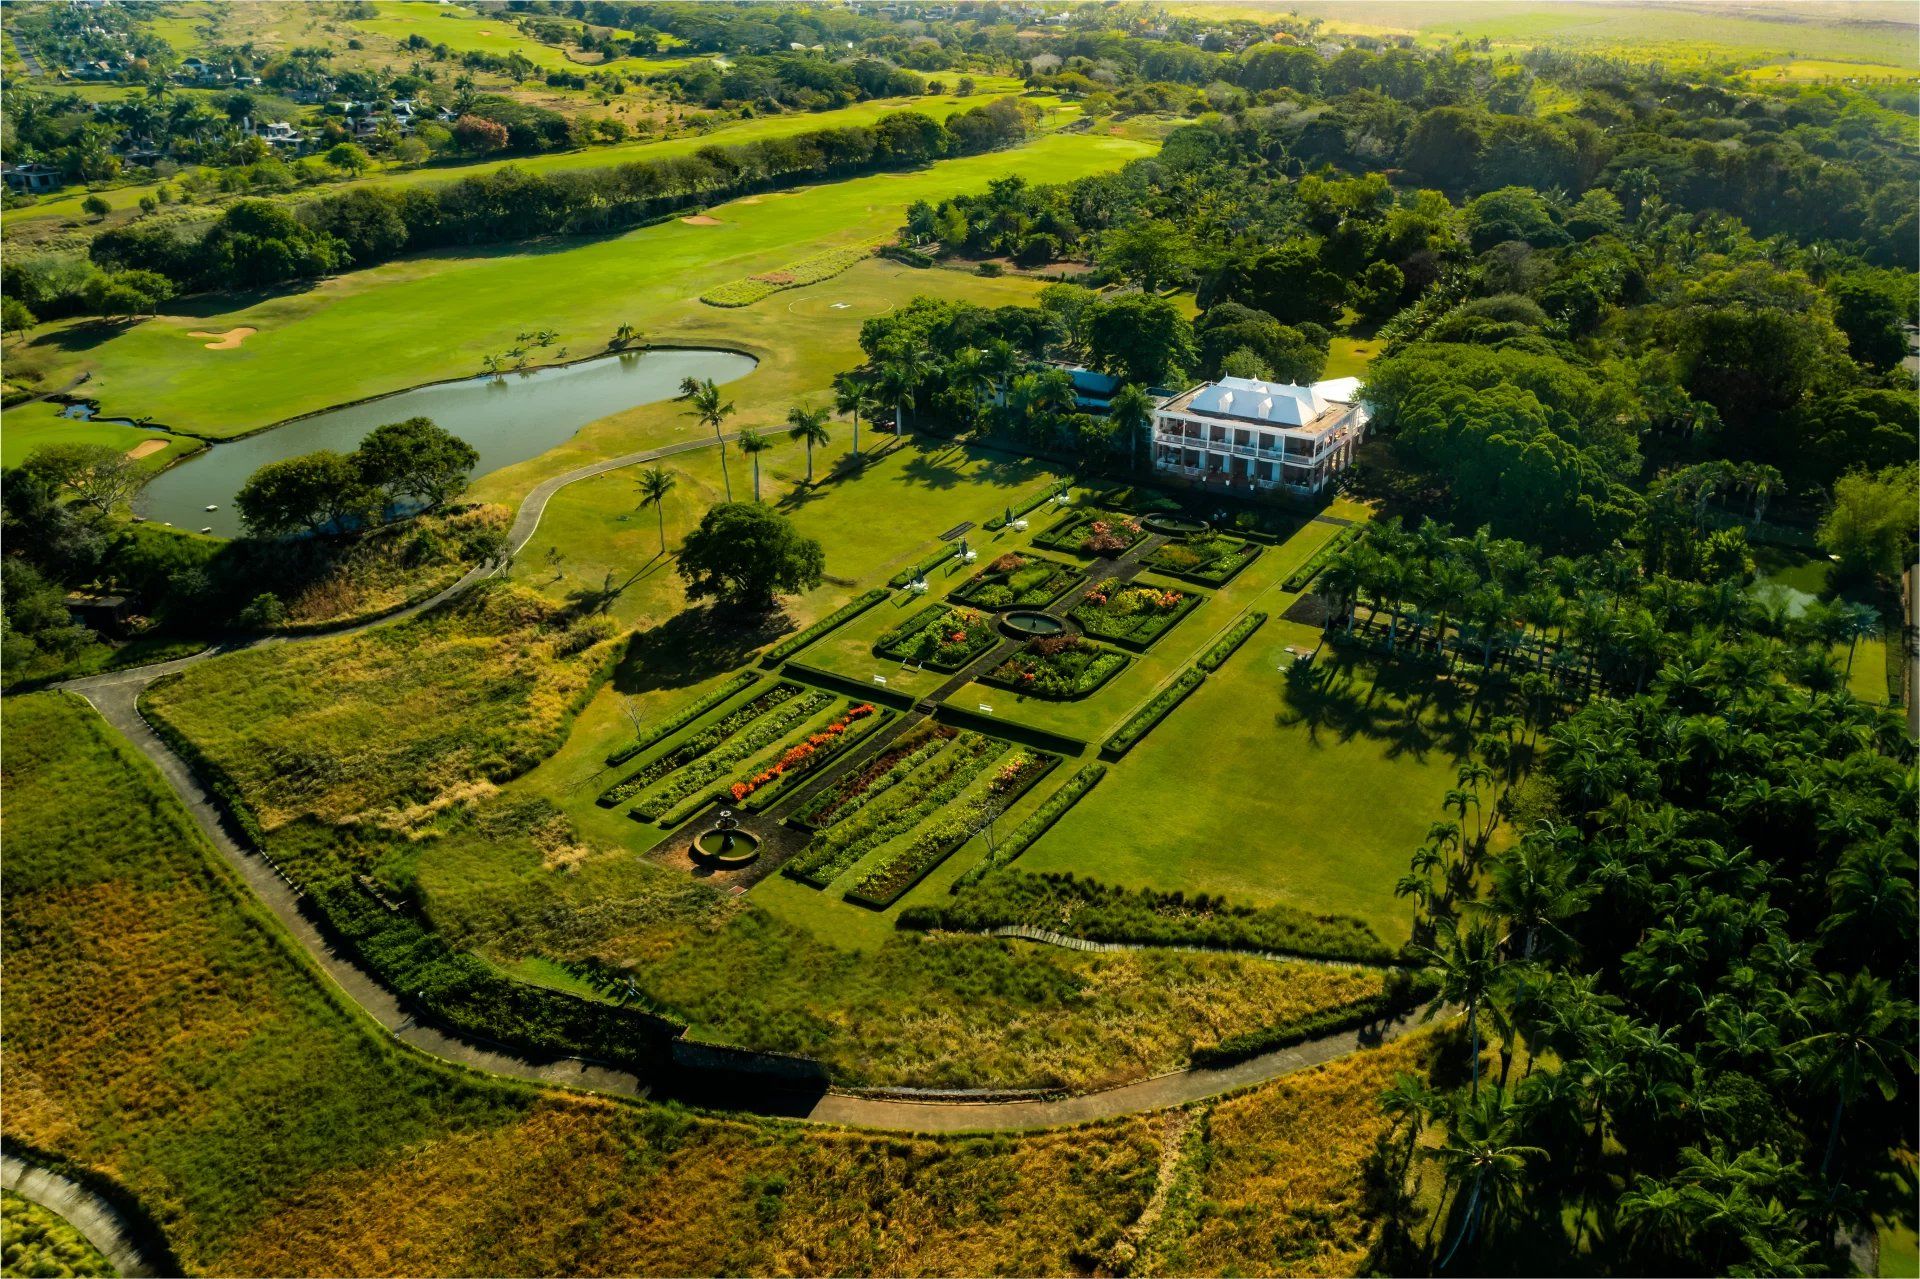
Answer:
1279, 651, 1487, 765
610, 605, 784, 695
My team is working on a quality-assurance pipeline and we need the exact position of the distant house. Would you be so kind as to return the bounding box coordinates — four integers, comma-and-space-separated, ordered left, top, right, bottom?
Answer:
2, 162, 63, 194
1045, 363, 1123, 413
253, 119, 304, 150
1151, 375, 1370, 496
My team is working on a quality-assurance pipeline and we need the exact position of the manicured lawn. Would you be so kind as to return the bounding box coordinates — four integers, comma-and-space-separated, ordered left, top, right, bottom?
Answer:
22, 131, 1154, 433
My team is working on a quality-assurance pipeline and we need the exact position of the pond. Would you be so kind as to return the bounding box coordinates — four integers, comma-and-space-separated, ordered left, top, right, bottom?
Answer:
134, 346, 757, 537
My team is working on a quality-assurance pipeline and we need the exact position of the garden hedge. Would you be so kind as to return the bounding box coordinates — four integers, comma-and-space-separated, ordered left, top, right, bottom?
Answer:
1282, 523, 1363, 593
1103, 667, 1205, 757
948, 762, 1107, 890
984, 481, 1071, 531
761, 588, 888, 667
1197, 612, 1267, 672
605, 670, 761, 766
887, 544, 960, 588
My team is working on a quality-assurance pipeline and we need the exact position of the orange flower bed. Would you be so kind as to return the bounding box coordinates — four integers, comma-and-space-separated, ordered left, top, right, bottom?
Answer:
729, 703, 876, 802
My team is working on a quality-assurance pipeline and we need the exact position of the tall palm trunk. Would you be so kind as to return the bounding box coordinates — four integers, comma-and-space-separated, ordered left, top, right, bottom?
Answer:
713, 423, 732, 501
805, 440, 815, 484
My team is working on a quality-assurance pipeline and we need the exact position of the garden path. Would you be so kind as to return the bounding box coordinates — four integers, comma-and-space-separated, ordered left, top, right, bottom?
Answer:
1, 1150, 173, 1278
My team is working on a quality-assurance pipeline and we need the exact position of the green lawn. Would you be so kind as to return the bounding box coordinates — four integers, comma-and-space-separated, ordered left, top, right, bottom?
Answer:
22, 130, 1151, 435
0, 400, 203, 470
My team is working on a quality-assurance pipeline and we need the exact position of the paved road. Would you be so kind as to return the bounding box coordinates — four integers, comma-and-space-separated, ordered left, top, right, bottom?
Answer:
60, 432, 1444, 1134
2, 1151, 168, 1278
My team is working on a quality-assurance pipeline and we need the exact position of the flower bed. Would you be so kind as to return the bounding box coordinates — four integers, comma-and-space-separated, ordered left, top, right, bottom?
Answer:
948, 553, 1082, 609
788, 723, 957, 831
761, 589, 889, 666
1197, 611, 1267, 672
1143, 534, 1261, 586
783, 733, 1007, 888
598, 681, 804, 806
624, 689, 836, 823
1034, 510, 1147, 558
728, 703, 887, 811
948, 763, 1107, 890
872, 603, 999, 672
843, 750, 1060, 909
1104, 666, 1205, 757
1069, 578, 1203, 650
982, 635, 1130, 700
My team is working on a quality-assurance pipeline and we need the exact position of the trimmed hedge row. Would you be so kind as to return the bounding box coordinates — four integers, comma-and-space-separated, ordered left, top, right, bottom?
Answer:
887, 544, 961, 588
844, 751, 1059, 909
1282, 523, 1363, 593
1103, 667, 1205, 757
628, 690, 835, 823
761, 588, 888, 667
984, 480, 1071, 531
947, 762, 1106, 891
904, 870, 1397, 963
1188, 970, 1440, 1067
605, 670, 761, 766
1197, 612, 1267, 673
597, 682, 803, 806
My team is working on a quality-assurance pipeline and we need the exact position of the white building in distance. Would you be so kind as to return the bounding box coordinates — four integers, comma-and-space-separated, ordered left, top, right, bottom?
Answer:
1151, 375, 1369, 496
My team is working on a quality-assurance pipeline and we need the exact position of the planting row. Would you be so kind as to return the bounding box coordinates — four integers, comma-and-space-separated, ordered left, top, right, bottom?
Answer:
844, 749, 1059, 909
1069, 578, 1202, 650
984, 480, 1070, 530
1197, 611, 1267, 672
604, 671, 762, 768
950, 761, 1106, 891
597, 682, 810, 807
728, 702, 888, 812
873, 603, 1000, 672
783, 731, 1009, 888
628, 689, 839, 824
789, 723, 959, 831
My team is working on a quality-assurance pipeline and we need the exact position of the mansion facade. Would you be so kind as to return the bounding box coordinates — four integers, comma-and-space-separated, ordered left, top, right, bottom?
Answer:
1150, 375, 1369, 496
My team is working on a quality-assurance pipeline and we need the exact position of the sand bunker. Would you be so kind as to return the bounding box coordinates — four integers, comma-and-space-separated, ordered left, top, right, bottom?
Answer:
680, 215, 724, 226
125, 439, 168, 460
189, 326, 257, 349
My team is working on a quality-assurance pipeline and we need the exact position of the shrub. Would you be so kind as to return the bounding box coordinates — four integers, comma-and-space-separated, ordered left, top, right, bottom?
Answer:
1143, 534, 1261, 586
1104, 667, 1205, 756
762, 588, 888, 665
845, 752, 1058, 908
887, 544, 960, 588
873, 603, 998, 671
976, 261, 1004, 277
983, 636, 1129, 700
984, 481, 1070, 530
604, 671, 760, 767
949, 763, 1106, 890
904, 870, 1396, 964
1070, 581, 1202, 650
1196, 612, 1267, 672
949, 554, 1080, 610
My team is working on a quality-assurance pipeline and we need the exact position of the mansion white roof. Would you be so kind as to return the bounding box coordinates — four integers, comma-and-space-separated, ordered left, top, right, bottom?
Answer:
1166, 376, 1366, 431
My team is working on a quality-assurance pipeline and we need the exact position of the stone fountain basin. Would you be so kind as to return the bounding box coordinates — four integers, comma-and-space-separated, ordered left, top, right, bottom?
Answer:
1002, 610, 1068, 639
692, 827, 762, 866
1142, 513, 1209, 537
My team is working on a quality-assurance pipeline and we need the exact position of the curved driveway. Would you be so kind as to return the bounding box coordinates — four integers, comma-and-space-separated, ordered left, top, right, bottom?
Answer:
61, 431, 1441, 1134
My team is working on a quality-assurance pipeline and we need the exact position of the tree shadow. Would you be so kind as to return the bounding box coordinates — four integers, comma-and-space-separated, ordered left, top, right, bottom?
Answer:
896, 450, 970, 492
609, 604, 784, 695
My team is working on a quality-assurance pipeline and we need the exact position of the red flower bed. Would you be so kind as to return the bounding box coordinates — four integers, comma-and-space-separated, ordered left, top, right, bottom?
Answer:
729, 703, 875, 801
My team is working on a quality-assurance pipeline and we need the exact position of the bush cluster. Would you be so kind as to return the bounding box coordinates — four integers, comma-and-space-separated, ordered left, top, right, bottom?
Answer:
983, 635, 1129, 699
873, 603, 997, 671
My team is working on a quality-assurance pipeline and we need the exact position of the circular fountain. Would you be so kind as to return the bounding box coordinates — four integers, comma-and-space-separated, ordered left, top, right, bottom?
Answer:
691, 809, 761, 867
1142, 513, 1209, 537
1002, 610, 1068, 640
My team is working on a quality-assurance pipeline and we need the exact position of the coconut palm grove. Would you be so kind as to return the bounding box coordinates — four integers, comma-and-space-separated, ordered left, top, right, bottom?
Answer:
0, 1, 1916, 1276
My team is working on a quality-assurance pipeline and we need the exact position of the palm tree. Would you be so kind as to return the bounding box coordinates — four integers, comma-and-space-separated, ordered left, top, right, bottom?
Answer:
1429, 1089, 1545, 1270
1837, 601, 1881, 677
871, 355, 919, 438
1380, 1072, 1443, 1184
1108, 383, 1155, 473
832, 371, 873, 460
1419, 920, 1502, 1098
786, 404, 831, 484
737, 428, 773, 501
947, 348, 996, 429
679, 377, 735, 501
480, 353, 505, 378
635, 465, 675, 555
610, 322, 640, 350
1791, 973, 1916, 1180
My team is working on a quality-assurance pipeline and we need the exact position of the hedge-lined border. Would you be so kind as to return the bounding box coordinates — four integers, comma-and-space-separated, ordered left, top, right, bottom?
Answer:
948, 762, 1107, 891
761, 588, 889, 667
872, 602, 999, 672
984, 480, 1071, 531
1282, 523, 1364, 593
699, 237, 886, 307
843, 752, 1060, 909
605, 670, 762, 767
779, 661, 921, 711
1196, 612, 1267, 673
887, 544, 961, 589
1141, 539, 1263, 588
978, 645, 1131, 701
1103, 667, 1205, 758
948, 555, 1084, 610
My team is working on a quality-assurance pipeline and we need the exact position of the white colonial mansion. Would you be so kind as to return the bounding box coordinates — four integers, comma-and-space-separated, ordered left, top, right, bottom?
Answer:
1150, 375, 1369, 496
